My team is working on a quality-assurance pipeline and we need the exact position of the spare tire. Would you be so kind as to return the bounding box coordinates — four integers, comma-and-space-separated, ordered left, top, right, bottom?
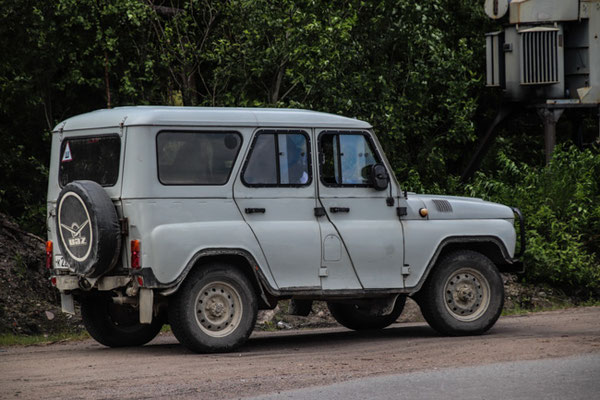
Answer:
55, 180, 121, 278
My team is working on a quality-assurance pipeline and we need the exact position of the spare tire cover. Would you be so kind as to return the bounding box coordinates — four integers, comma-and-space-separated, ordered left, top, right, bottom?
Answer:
56, 180, 121, 278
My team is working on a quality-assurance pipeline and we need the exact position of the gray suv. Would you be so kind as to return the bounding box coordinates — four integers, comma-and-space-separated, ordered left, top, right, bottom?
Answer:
47, 106, 524, 353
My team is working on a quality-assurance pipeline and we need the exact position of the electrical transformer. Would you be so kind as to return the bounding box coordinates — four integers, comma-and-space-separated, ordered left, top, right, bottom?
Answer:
485, 0, 599, 104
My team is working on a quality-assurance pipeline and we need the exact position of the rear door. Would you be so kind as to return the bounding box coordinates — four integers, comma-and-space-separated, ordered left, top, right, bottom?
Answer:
51, 130, 125, 271
316, 130, 404, 289
234, 129, 321, 289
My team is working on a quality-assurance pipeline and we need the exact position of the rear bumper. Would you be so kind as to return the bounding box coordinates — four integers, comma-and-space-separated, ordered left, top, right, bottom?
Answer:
54, 274, 132, 292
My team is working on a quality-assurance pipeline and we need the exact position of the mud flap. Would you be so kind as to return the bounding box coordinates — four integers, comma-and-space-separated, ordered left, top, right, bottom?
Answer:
61, 293, 75, 314
139, 288, 153, 324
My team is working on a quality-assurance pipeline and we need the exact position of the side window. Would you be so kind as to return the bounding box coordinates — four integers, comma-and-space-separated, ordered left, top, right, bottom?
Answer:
242, 130, 311, 186
157, 131, 242, 185
320, 132, 379, 186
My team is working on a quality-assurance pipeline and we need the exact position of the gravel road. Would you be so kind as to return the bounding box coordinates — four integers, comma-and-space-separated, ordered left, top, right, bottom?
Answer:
1, 307, 599, 400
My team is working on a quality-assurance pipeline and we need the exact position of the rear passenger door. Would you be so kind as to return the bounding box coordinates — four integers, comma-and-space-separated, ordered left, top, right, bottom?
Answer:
316, 130, 404, 289
234, 129, 321, 289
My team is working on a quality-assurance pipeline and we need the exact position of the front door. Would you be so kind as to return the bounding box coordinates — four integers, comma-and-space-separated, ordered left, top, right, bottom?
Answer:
316, 130, 405, 289
234, 129, 321, 289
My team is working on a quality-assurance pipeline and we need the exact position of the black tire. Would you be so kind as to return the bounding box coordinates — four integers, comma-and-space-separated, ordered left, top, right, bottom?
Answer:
81, 293, 164, 347
168, 265, 258, 353
415, 250, 504, 336
55, 180, 121, 278
327, 296, 406, 331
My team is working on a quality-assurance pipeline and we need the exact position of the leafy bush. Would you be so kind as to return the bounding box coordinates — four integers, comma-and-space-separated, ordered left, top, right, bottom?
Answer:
464, 145, 600, 297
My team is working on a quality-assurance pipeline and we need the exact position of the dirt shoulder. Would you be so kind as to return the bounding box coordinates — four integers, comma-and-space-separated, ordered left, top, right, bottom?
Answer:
1, 306, 599, 400
0, 213, 80, 335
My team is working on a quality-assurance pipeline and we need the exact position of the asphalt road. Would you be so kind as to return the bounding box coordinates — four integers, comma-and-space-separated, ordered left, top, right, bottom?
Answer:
1, 307, 599, 399
246, 354, 600, 400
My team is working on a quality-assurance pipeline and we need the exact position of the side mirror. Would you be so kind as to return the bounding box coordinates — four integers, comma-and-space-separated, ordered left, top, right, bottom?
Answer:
370, 163, 389, 191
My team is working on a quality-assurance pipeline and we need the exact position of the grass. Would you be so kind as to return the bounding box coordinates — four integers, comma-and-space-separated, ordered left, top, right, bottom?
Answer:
0, 325, 174, 348
0, 331, 89, 347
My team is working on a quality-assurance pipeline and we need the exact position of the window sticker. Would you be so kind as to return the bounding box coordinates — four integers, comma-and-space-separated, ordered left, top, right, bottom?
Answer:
62, 142, 73, 163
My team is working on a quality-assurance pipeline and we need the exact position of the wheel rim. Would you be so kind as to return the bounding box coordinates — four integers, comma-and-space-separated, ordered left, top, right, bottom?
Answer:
194, 281, 243, 337
443, 268, 490, 322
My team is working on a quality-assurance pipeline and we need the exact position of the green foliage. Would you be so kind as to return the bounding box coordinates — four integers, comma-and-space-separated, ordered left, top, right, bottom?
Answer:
1, 0, 489, 234
465, 146, 600, 297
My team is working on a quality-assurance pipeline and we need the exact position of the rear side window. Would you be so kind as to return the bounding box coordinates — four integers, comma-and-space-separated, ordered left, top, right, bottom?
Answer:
59, 135, 121, 187
157, 131, 242, 185
242, 130, 311, 187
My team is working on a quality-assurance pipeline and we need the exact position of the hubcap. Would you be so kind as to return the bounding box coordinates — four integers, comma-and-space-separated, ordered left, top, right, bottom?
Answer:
194, 281, 243, 337
443, 268, 490, 322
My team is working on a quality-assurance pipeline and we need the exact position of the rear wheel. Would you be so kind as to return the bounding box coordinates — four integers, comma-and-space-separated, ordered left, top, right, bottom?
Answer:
415, 250, 504, 335
81, 293, 163, 347
168, 265, 257, 353
327, 296, 406, 331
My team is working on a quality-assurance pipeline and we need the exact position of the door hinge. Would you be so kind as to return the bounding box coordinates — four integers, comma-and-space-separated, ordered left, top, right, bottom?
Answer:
314, 207, 326, 217
401, 265, 411, 276
319, 267, 328, 277
120, 218, 129, 236
396, 207, 407, 217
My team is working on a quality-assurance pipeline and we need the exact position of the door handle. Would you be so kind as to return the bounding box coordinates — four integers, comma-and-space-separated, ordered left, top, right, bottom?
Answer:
330, 207, 350, 213
245, 208, 266, 214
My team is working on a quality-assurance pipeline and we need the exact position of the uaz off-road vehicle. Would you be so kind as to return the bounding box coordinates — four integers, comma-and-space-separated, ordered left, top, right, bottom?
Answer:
47, 107, 524, 353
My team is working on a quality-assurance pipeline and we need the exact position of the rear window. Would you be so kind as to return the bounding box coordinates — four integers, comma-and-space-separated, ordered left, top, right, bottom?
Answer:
157, 131, 242, 185
59, 135, 121, 187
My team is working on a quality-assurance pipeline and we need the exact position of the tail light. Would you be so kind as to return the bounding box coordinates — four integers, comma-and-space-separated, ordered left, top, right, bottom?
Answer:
46, 241, 53, 269
131, 240, 141, 269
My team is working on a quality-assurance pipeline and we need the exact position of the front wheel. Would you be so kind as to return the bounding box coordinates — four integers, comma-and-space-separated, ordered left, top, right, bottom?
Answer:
415, 250, 504, 336
327, 296, 406, 331
168, 265, 258, 353
81, 293, 164, 347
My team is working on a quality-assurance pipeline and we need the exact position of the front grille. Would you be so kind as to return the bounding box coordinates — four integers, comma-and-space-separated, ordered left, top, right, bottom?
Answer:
520, 29, 559, 85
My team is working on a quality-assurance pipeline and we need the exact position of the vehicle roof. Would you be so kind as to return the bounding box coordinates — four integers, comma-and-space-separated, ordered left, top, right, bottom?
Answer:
53, 106, 372, 132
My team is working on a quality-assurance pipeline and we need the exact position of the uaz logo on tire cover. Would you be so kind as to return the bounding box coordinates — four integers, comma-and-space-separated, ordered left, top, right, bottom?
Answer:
58, 192, 93, 262
61, 221, 89, 247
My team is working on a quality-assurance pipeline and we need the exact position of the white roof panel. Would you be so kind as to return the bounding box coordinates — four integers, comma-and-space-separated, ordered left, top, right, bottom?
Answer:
53, 106, 372, 131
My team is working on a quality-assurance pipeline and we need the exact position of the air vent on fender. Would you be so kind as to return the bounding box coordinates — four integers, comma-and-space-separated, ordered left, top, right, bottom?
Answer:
432, 199, 453, 213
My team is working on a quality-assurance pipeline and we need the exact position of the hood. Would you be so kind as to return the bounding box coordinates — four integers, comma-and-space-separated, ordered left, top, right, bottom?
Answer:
411, 194, 514, 220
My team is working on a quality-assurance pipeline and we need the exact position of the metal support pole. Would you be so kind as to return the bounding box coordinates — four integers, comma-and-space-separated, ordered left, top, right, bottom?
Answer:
537, 107, 564, 164
461, 104, 515, 182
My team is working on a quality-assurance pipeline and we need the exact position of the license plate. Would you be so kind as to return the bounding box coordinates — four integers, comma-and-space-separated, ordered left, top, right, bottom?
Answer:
54, 255, 69, 269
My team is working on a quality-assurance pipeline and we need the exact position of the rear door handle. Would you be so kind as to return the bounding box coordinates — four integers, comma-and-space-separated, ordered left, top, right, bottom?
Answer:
245, 208, 266, 214
330, 207, 350, 213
